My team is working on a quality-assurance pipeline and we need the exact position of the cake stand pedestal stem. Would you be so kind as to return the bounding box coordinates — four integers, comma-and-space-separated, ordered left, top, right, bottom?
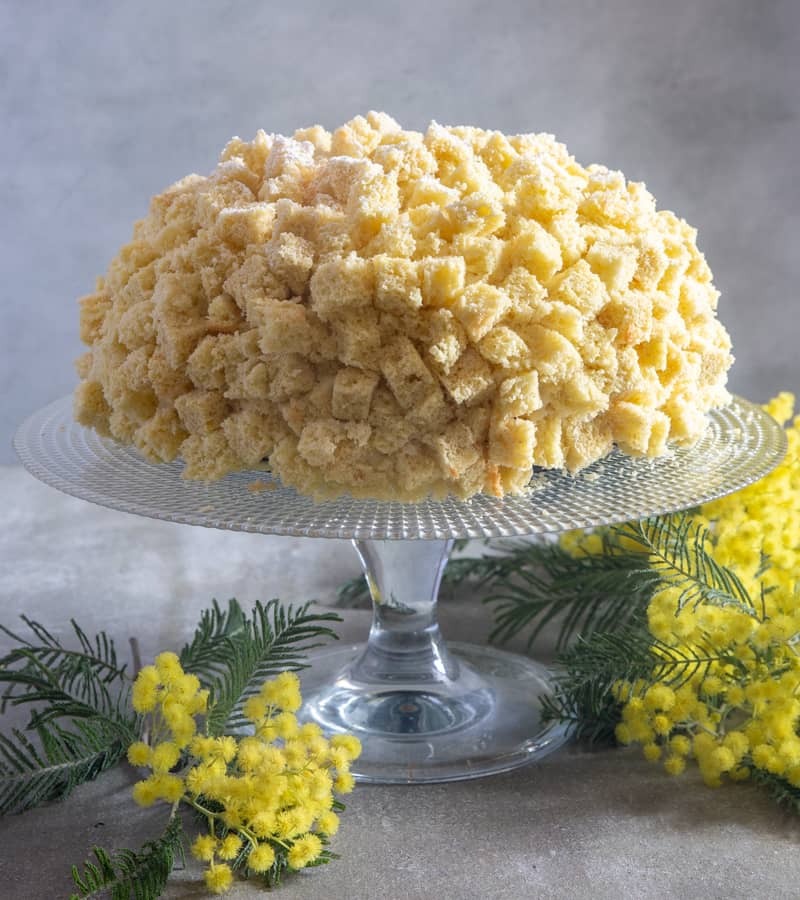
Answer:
350, 539, 458, 686
299, 538, 569, 782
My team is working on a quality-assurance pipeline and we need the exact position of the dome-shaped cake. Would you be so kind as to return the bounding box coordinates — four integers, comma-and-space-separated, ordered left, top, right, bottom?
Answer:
74, 112, 732, 500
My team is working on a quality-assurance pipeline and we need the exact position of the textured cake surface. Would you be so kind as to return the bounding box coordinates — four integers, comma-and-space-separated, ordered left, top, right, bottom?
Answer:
74, 112, 733, 500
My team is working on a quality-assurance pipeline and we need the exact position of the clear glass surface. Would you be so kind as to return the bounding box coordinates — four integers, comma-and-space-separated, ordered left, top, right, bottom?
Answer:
13, 396, 786, 783
13, 395, 787, 540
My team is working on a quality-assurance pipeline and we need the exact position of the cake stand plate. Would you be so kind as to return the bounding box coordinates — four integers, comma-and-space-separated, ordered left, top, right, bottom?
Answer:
14, 396, 787, 783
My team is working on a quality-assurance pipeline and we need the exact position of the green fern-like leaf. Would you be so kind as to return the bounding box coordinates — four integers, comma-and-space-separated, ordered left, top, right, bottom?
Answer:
0, 719, 128, 815
540, 627, 655, 744
481, 515, 761, 652
0, 616, 131, 722
178, 598, 248, 689
70, 815, 184, 900
481, 539, 660, 650
751, 768, 800, 816
0, 616, 126, 679
0, 616, 137, 814
541, 626, 738, 744
180, 599, 340, 735
450, 514, 760, 653
616, 515, 758, 617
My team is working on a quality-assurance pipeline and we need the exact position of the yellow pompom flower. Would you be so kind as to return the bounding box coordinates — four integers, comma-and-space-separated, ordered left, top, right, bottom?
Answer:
329, 747, 353, 772
150, 741, 181, 773
169, 672, 202, 706
334, 772, 355, 794
162, 701, 197, 747
643, 742, 661, 763
261, 672, 303, 712
710, 747, 736, 774
243, 695, 268, 723
700, 771, 722, 789
274, 711, 299, 739
306, 735, 330, 761
152, 773, 184, 803
190, 736, 215, 759
722, 731, 749, 761
652, 715, 671, 736
330, 734, 363, 761
614, 723, 633, 745
222, 808, 244, 830
669, 735, 691, 757
184, 765, 209, 795
218, 834, 242, 861
201, 736, 238, 763
127, 741, 151, 767
309, 769, 334, 802
250, 811, 278, 839
283, 740, 308, 769
644, 685, 676, 712
726, 685, 746, 705
287, 833, 323, 869
765, 391, 795, 426
298, 722, 323, 741
317, 810, 340, 835
131, 666, 160, 713
628, 720, 655, 744
218, 736, 239, 763
131, 777, 159, 807
663, 755, 686, 776
276, 808, 304, 839
699, 676, 723, 697
192, 688, 210, 715
204, 863, 233, 895
778, 738, 800, 768
259, 746, 287, 774
692, 732, 715, 756
191, 834, 217, 862
274, 671, 303, 708
248, 842, 276, 873
154, 651, 182, 682
621, 697, 645, 721
170, 719, 196, 749
236, 737, 264, 772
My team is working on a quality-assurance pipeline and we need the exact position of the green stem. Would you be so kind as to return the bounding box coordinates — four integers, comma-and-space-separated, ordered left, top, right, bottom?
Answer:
236, 825, 259, 850
185, 796, 220, 821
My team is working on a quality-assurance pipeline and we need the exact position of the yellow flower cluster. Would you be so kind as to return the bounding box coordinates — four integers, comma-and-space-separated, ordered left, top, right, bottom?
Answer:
128, 651, 208, 805
611, 395, 800, 787
700, 391, 799, 598
128, 657, 360, 894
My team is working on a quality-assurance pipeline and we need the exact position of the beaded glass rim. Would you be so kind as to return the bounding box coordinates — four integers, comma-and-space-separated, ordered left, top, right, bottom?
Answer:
14, 395, 786, 540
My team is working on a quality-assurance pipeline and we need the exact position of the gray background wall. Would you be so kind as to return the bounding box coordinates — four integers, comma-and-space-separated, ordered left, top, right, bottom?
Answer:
2, 0, 798, 462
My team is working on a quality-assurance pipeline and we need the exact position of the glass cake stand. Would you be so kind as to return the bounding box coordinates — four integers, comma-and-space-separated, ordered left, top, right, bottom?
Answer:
14, 395, 786, 784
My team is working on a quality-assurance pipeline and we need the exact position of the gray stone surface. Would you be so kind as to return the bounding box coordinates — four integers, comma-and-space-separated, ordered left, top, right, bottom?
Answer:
1, 0, 799, 460
2, 463, 800, 899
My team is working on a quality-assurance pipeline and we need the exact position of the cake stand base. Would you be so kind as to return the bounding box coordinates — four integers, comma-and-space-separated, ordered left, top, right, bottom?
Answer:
300, 641, 568, 784
297, 538, 568, 784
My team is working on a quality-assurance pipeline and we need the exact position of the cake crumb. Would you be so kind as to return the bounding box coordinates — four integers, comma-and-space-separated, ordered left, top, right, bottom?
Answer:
247, 479, 276, 493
